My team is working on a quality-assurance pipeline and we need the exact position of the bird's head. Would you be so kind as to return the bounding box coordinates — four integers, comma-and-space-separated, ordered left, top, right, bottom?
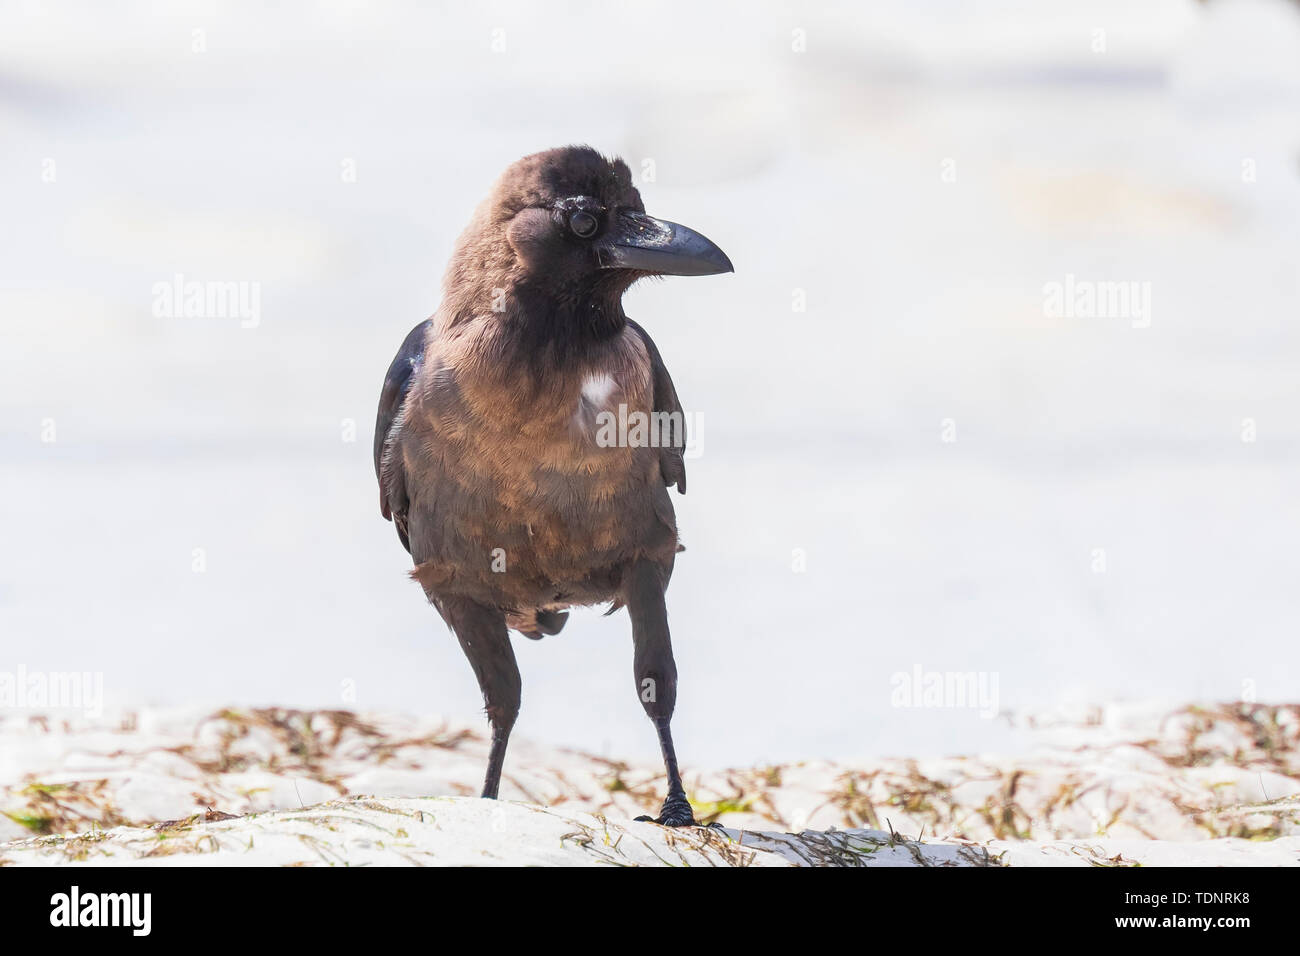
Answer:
443, 146, 732, 334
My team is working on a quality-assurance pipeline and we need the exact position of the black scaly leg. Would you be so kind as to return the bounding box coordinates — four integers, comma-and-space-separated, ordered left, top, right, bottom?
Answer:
438, 596, 520, 799
625, 560, 697, 827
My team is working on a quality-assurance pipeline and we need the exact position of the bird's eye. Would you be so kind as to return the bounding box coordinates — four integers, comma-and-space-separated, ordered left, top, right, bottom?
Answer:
569, 210, 599, 238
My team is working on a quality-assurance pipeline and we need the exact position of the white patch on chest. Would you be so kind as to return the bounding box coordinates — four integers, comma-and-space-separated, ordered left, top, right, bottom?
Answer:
580, 373, 618, 409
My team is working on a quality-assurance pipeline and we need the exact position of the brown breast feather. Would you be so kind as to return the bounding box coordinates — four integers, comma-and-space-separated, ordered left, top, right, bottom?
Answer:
405, 322, 676, 614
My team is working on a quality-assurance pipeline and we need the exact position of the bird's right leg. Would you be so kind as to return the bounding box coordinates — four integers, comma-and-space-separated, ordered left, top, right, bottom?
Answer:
624, 560, 698, 827
438, 596, 520, 800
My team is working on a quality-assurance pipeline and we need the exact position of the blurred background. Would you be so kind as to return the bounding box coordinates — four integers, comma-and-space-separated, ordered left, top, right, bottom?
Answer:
2, 0, 1298, 766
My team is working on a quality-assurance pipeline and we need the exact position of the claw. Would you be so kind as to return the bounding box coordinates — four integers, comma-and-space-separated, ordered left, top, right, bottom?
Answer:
635, 793, 700, 828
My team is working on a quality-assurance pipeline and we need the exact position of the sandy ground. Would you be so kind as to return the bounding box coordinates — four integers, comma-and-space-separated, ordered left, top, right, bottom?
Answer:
2, 700, 1296, 866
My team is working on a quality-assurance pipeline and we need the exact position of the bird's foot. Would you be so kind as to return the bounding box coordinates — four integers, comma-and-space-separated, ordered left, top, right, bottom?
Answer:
635, 793, 719, 829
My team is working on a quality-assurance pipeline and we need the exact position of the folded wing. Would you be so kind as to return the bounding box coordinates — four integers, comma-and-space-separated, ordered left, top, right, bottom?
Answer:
374, 319, 433, 552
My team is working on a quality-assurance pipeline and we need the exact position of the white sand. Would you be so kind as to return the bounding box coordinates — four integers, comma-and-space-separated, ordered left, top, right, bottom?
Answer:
3, 701, 1296, 866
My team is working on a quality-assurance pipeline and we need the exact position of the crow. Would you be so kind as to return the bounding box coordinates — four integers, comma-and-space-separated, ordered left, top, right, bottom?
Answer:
373, 146, 732, 826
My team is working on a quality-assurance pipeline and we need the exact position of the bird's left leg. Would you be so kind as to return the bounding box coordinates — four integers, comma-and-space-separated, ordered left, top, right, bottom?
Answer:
438, 596, 520, 800
624, 559, 698, 827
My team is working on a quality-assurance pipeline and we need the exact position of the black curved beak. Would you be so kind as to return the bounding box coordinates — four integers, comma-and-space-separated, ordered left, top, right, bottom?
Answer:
596, 211, 734, 276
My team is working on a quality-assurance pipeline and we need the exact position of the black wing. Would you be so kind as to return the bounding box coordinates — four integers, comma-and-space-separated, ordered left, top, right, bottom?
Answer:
374, 319, 432, 552
627, 319, 686, 494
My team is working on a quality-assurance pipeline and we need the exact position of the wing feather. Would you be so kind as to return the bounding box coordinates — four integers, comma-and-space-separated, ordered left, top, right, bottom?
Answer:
626, 319, 686, 494
374, 319, 432, 552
